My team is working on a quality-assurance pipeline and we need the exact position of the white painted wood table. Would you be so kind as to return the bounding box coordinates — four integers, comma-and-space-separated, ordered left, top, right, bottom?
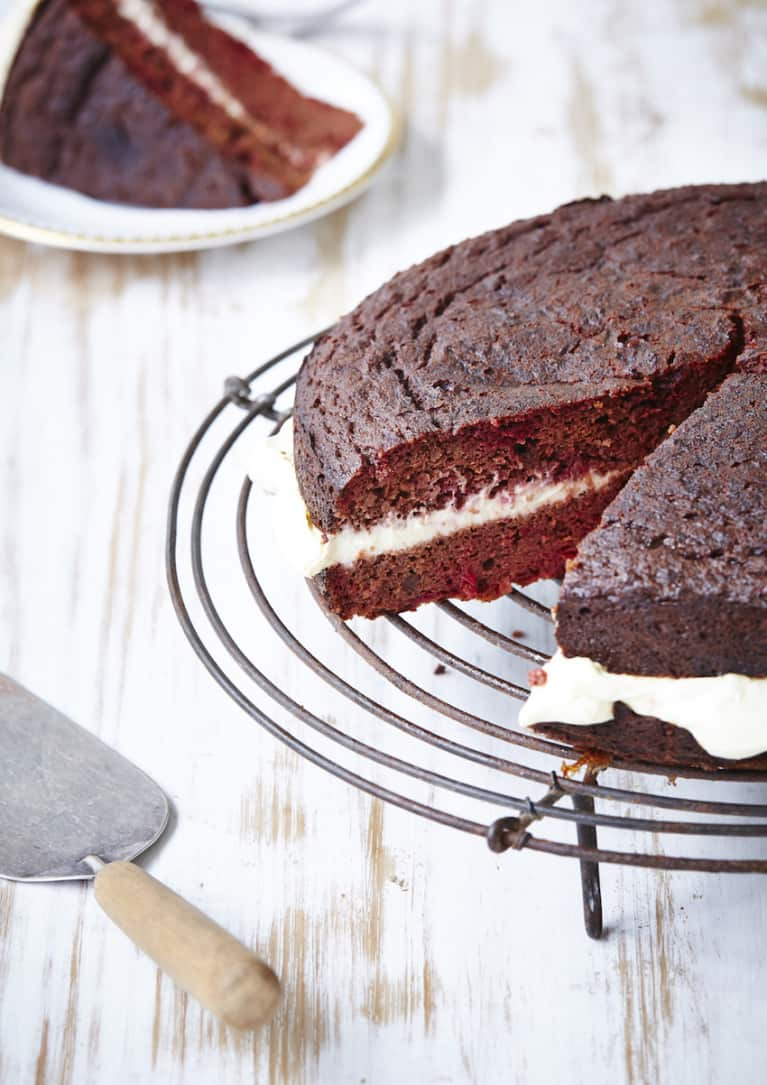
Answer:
2, 1, 767, 1082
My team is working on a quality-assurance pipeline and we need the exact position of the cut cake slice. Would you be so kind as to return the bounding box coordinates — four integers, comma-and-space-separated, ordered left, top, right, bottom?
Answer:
521, 371, 767, 769
0, 0, 362, 208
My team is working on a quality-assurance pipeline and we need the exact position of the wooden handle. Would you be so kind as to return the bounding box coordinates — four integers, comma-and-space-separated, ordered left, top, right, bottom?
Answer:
94, 862, 280, 1030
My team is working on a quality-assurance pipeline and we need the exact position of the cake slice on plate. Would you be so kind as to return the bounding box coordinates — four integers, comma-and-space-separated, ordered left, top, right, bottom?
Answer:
520, 371, 767, 770
0, 0, 362, 208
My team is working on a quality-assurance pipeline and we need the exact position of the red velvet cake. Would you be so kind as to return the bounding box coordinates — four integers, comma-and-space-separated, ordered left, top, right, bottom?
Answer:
0, 0, 362, 208
520, 371, 767, 770
286, 182, 766, 620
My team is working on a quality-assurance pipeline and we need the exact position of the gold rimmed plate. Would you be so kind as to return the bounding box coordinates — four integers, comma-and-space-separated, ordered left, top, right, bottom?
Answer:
0, 1, 396, 253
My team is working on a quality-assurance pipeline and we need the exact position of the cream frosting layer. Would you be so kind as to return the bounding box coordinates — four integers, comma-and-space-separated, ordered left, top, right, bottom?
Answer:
519, 650, 767, 760
118, 0, 249, 121
251, 423, 623, 578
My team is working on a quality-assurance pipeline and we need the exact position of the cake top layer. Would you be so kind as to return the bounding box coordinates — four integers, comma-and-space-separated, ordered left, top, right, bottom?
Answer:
559, 371, 767, 610
294, 183, 767, 529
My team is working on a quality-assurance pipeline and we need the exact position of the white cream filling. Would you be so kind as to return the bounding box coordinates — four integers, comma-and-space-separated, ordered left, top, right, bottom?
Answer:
251, 423, 622, 578
117, 0, 249, 122
519, 650, 767, 760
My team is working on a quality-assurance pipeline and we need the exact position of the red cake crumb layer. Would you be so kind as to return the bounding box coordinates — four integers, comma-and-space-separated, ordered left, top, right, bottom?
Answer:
314, 478, 627, 620
160, 0, 362, 168
299, 324, 741, 535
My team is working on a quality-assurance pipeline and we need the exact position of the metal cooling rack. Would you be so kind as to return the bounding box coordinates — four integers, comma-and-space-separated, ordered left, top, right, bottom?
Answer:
167, 330, 767, 939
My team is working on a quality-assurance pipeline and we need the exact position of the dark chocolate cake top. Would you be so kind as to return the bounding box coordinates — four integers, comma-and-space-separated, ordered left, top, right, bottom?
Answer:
555, 370, 767, 677
294, 183, 767, 531
560, 372, 767, 610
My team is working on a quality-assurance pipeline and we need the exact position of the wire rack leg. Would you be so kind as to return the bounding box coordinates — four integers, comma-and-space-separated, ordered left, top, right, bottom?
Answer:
572, 769, 604, 939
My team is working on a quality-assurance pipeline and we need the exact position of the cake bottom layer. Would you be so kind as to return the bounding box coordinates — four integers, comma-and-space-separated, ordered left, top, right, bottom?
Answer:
313, 478, 626, 620
533, 708, 767, 772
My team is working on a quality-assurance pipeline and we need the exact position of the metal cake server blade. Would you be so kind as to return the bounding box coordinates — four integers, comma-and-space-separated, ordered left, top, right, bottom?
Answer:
0, 675, 168, 882
0, 675, 280, 1029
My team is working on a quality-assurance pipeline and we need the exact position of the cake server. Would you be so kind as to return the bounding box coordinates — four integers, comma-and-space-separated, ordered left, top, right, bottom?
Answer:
0, 674, 279, 1030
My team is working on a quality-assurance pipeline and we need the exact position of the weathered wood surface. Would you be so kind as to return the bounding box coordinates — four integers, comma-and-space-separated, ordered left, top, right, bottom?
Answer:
1, 1, 767, 1082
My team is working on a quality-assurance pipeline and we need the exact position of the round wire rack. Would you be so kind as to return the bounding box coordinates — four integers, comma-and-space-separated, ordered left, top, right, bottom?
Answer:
167, 331, 767, 939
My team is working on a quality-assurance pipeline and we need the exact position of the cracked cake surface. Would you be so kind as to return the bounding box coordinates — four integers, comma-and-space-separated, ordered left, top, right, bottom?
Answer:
292, 182, 766, 622
555, 371, 767, 679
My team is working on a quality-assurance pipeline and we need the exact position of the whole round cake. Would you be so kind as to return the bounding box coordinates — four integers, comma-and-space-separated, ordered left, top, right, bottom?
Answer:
293, 182, 765, 620
282, 181, 767, 771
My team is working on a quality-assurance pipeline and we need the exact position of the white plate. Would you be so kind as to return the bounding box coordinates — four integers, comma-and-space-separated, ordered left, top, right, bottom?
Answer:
0, 0, 396, 253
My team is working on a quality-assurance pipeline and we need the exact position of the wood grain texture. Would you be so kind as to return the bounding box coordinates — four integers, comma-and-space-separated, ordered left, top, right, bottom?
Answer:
2, 0, 767, 1082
